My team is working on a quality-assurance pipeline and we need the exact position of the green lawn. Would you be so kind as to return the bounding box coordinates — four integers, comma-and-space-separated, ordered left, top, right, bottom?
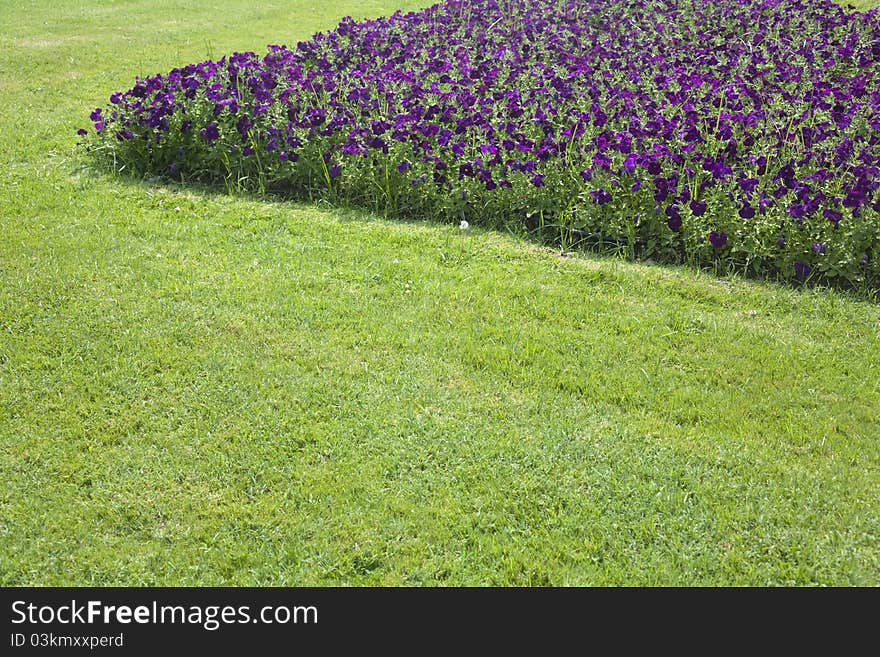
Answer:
1, 0, 879, 586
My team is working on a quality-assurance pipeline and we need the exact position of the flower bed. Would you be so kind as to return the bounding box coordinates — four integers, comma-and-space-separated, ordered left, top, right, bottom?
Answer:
84, 0, 880, 287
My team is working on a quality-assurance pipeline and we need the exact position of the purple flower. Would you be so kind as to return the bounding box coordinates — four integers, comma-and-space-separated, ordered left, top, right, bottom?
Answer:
794, 261, 811, 279
689, 200, 707, 217
592, 153, 612, 170
786, 204, 805, 219
200, 122, 220, 143
236, 115, 253, 137
823, 208, 842, 227
739, 204, 755, 219
709, 231, 728, 249
591, 189, 612, 205
739, 178, 759, 194
83, 0, 880, 291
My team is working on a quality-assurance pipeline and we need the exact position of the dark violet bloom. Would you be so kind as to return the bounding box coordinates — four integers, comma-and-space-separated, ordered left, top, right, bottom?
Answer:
689, 200, 707, 217
200, 122, 220, 143
306, 108, 327, 127
329, 163, 341, 179
843, 191, 864, 209
776, 163, 795, 184
794, 261, 811, 279
823, 208, 842, 227
76, 128, 87, 136
90, 108, 103, 122
666, 206, 682, 232
777, 235, 786, 248
739, 204, 755, 219
169, 162, 178, 175
812, 243, 826, 255
236, 115, 253, 137
398, 160, 412, 173
109, 92, 123, 105
243, 145, 255, 156
787, 204, 805, 219
711, 162, 732, 180
755, 156, 768, 176
623, 153, 638, 175
181, 120, 192, 134
530, 173, 545, 188
739, 178, 759, 194
580, 168, 592, 182
591, 189, 612, 205
709, 231, 728, 249
592, 153, 612, 170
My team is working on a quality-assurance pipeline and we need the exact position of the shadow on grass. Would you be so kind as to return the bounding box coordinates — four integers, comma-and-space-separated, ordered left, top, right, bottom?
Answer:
88, 162, 880, 305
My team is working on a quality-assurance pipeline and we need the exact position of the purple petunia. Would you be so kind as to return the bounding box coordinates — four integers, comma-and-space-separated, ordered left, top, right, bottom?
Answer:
200, 122, 220, 143
591, 189, 612, 205
794, 261, 811, 279
82, 0, 880, 287
709, 231, 728, 249
689, 200, 707, 217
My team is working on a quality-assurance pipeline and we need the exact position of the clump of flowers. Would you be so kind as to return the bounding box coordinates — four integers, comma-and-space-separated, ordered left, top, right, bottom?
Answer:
83, 0, 880, 289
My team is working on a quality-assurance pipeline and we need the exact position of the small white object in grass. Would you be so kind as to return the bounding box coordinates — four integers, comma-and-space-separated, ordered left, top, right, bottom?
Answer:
459, 220, 469, 230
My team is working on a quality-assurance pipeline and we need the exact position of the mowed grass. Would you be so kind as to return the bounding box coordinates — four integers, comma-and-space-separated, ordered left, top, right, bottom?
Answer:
1, 0, 879, 586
